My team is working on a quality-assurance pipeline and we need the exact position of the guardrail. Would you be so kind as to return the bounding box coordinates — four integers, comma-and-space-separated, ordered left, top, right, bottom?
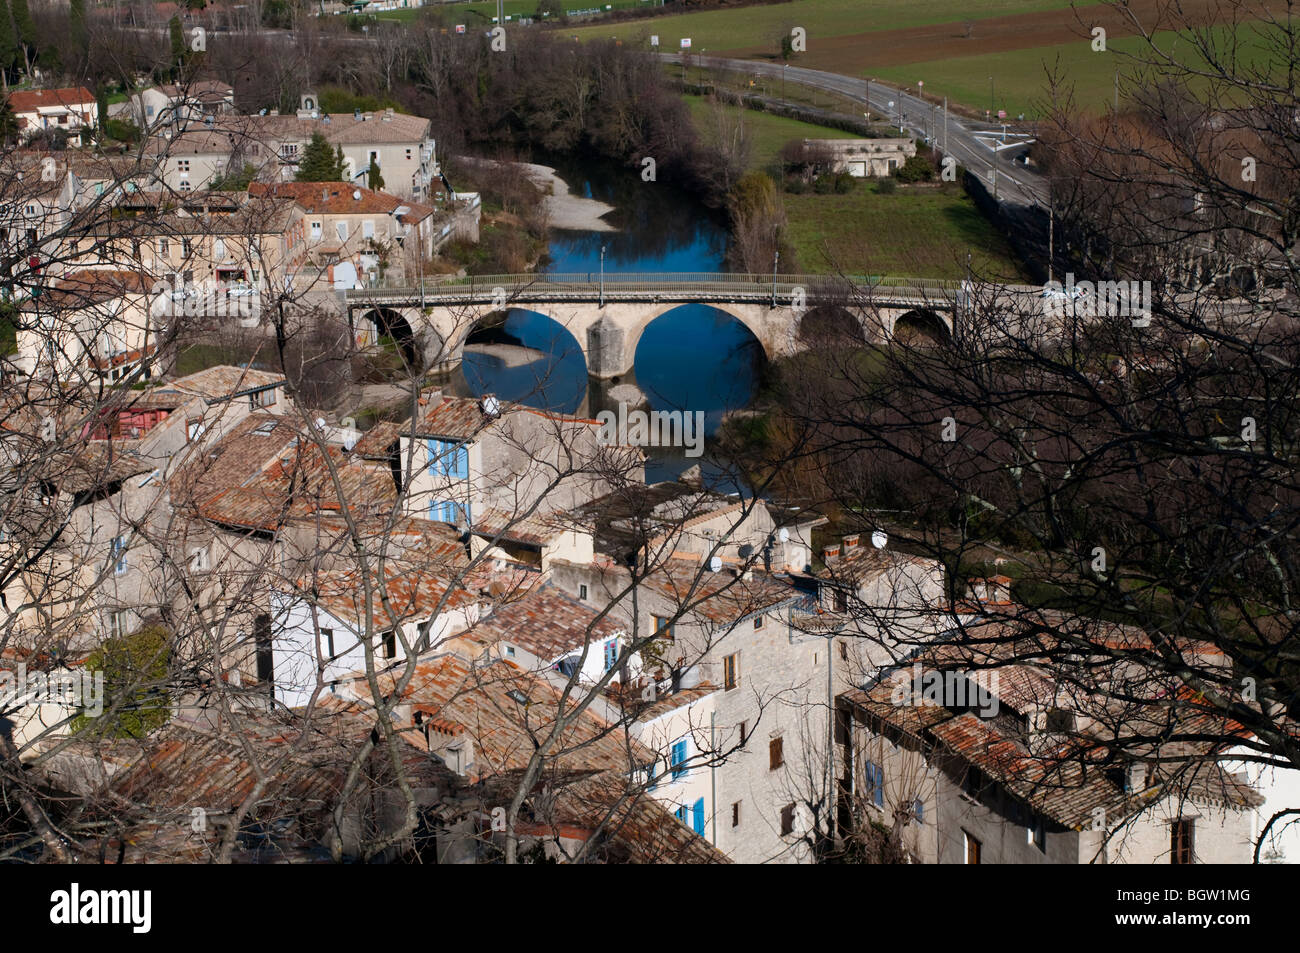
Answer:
346, 272, 969, 306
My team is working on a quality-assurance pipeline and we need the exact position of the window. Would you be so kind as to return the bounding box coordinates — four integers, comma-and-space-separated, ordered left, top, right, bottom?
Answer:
840, 641, 848, 660
579, 584, 588, 601
913, 798, 924, 823
670, 738, 688, 780
738, 721, 748, 746
652, 615, 674, 640
188, 546, 209, 573
753, 614, 763, 629
833, 588, 848, 612
426, 439, 468, 478
310, 221, 322, 239
335, 221, 348, 242
691, 798, 705, 836
249, 388, 277, 409
405, 148, 413, 160
780, 803, 795, 836
110, 609, 130, 639
769, 736, 784, 770
382, 630, 397, 659
111, 535, 128, 574
187, 419, 205, 442
254, 614, 274, 691
1045, 708, 1075, 733
723, 652, 739, 691
181, 239, 193, 257
1171, 819, 1195, 864
864, 760, 884, 808
964, 831, 981, 864
1028, 813, 1046, 852
178, 179, 191, 192
177, 159, 190, 172
603, 638, 619, 673
321, 627, 335, 660
363, 219, 375, 239
675, 804, 687, 824
729, 801, 741, 828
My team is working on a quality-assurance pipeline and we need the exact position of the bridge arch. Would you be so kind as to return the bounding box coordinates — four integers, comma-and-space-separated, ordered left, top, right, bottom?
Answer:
796, 304, 867, 347
360, 307, 419, 367
891, 308, 952, 346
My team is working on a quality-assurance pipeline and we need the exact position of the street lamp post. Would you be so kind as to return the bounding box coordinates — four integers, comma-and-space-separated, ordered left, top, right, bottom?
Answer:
782, 63, 787, 104
771, 248, 780, 308
599, 244, 606, 307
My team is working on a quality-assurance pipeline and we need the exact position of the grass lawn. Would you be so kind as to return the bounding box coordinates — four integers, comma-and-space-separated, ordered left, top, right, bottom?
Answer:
783, 181, 1028, 280
868, 21, 1285, 117
684, 93, 859, 172
567, 0, 1079, 49
376, 0, 647, 23
683, 94, 1026, 279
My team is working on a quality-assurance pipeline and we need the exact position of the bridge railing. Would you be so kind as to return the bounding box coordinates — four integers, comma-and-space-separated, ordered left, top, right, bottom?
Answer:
347, 272, 967, 304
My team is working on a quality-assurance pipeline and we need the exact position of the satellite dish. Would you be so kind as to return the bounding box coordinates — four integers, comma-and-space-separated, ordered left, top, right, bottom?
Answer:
778, 527, 789, 543
343, 430, 359, 451
709, 555, 722, 573
871, 530, 888, 549
352, 189, 361, 200
481, 395, 501, 418
314, 417, 326, 430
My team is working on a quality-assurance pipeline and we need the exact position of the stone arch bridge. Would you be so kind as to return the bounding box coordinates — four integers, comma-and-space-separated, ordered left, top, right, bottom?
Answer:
344, 273, 999, 377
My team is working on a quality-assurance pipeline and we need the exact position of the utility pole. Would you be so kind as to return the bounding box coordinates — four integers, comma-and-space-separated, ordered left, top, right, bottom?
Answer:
943, 96, 948, 154
1048, 201, 1054, 284
599, 243, 606, 307
865, 78, 870, 122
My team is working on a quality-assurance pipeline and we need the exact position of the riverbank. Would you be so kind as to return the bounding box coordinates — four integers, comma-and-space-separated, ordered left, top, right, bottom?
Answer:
518, 162, 618, 233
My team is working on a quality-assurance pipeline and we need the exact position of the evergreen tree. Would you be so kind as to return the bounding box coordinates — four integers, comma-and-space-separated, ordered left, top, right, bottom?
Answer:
11, 0, 34, 75
367, 159, 384, 191
295, 132, 344, 181
168, 14, 185, 75
70, 0, 88, 62
0, 0, 16, 89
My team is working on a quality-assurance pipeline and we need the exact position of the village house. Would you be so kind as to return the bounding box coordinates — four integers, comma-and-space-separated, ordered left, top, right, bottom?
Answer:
802, 137, 917, 177
147, 107, 440, 200
6, 88, 99, 147
129, 80, 236, 131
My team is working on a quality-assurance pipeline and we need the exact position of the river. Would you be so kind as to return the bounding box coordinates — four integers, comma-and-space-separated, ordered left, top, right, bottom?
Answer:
448, 154, 763, 483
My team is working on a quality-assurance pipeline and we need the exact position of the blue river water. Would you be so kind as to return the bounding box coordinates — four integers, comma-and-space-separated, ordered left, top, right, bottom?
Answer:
453, 156, 763, 482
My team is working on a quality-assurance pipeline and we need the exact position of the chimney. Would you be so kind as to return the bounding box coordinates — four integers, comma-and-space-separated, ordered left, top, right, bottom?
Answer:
1125, 763, 1147, 794
383, 107, 394, 121
823, 544, 840, 561
969, 575, 1012, 606
843, 533, 860, 549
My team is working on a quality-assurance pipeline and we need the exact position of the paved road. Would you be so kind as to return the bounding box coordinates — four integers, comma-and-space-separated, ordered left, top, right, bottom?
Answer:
665, 53, 1050, 209
127, 22, 1049, 208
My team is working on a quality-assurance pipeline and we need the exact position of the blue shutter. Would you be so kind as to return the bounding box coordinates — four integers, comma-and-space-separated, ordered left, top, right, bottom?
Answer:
604, 638, 618, 672
671, 739, 687, 779
452, 444, 468, 478
866, 761, 884, 807
426, 439, 440, 475
675, 805, 687, 823
692, 798, 705, 835
913, 798, 924, 823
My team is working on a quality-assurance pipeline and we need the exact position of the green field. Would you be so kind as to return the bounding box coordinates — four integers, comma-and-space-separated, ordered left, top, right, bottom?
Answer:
568, 0, 1080, 48
375, 0, 649, 23
684, 95, 1025, 278
684, 94, 859, 171
870, 22, 1287, 118
782, 182, 1027, 279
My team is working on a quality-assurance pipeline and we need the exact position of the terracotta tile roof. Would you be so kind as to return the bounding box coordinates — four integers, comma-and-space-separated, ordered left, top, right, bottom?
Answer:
166, 365, 285, 402
7, 87, 95, 112
349, 420, 401, 460
248, 181, 435, 221
570, 480, 757, 557
370, 655, 652, 782
472, 583, 625, 663
641, 558, 800, 625
28, 269, 156, 309
818, 539, 932, 586
305, 562, 479, 630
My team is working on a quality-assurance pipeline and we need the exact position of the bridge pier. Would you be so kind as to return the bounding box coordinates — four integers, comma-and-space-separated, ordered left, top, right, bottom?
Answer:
586, 315, 630, 379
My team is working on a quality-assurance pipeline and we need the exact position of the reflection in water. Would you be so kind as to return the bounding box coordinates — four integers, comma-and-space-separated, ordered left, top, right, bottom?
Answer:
452, 159, 760, 483
542, 153, 728, 274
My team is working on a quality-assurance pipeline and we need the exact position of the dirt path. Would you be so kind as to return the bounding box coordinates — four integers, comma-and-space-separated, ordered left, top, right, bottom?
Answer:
725, 0, 1238, 72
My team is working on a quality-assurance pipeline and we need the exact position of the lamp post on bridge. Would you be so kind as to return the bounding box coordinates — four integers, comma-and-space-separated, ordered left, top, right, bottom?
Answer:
599, 243, 606, 308
771, 247, 780, 308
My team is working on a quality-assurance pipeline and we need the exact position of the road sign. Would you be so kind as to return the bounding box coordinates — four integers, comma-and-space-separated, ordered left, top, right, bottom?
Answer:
681, 37, 691, 48
650, 35, 659, 46
455, 23, 465, 33
997, 109, 1006, 119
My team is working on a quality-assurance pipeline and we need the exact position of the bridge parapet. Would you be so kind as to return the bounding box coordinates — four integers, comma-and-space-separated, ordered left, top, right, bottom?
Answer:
346, 272, 970, 307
